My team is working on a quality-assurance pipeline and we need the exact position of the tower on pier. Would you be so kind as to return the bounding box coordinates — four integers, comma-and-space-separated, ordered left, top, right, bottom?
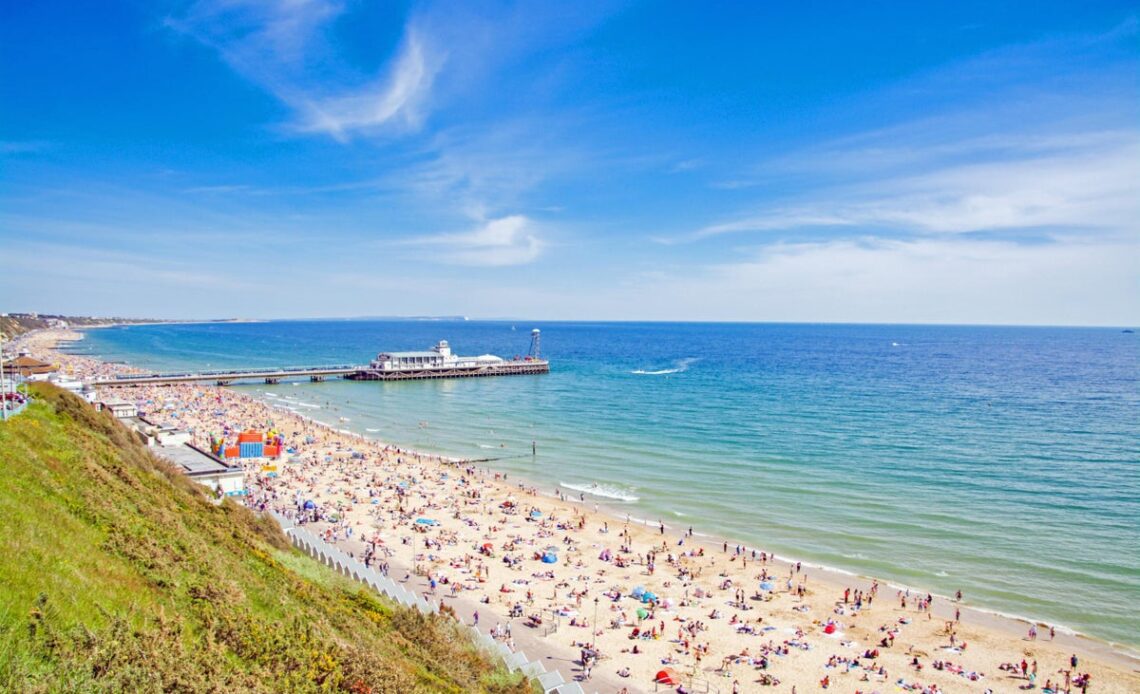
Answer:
528, 329, 541, 359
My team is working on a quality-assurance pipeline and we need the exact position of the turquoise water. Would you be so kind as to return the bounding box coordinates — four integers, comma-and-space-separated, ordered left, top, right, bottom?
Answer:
77, 320, 1140, 648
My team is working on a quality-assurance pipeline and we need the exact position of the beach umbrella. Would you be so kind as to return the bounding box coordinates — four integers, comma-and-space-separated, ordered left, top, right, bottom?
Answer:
824, 623, 837, 634
636, 608, 649, 619
759, 581, 773, 591
654, 668, 681, 686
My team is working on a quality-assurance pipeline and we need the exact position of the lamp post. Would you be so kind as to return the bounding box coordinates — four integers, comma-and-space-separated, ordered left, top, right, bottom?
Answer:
593, 596, 599, 648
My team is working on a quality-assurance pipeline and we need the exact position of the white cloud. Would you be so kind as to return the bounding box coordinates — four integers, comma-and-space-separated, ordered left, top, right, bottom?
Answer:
292, 30, 442, 140
400, 215, 544, 266
169, 1, 442, 140
615, 236, 1140, 325
696, 131, 1140, 240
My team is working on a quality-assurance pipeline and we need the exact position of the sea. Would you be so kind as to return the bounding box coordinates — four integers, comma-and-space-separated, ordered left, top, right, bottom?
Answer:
74, 320, 1139, 649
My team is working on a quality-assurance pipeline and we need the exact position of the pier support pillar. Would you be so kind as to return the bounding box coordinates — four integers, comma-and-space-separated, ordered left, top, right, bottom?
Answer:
265, 377, 280, 385
310, 375, 325, 382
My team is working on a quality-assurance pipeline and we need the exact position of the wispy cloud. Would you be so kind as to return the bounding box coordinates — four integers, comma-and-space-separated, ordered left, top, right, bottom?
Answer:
168, 1, 442, 140
694, 129, 1140, 241
614, 235, 1140, 325
400, 214, 544, 266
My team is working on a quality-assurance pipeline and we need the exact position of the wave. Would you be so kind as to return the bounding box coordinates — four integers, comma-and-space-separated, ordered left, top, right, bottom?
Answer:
365, 428, 381, 433
631, 356, 699, 376
478, 444, 497, 449
560, 481, 639, 502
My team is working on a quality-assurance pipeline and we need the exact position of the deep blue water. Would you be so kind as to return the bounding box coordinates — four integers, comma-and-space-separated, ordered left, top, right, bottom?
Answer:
78, 320, 1140, 647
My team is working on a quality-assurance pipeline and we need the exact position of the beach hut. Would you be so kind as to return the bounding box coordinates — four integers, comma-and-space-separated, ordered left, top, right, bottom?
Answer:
654, 668, 681, 686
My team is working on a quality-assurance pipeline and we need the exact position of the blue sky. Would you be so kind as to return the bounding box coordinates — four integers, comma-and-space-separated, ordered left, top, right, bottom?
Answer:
2, 1, 1137, 324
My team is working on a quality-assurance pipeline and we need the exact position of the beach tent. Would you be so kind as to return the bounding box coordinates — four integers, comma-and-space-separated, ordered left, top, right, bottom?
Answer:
759, 581, 774, 592
824, 623, 837, 634
636, 608, 649, 620
541, 553, 558, 564
642, 591, 657, 603
415, 518, 438, 526
631, 586, 646, 599
654, 668, 681, 686
303, 500, 317, 510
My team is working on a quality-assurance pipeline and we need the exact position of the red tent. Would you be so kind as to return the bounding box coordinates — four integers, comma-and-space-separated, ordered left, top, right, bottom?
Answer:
654, 668, 681, 685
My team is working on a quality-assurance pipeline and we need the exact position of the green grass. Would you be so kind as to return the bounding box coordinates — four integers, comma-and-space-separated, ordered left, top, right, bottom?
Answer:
0, 384, 535, 693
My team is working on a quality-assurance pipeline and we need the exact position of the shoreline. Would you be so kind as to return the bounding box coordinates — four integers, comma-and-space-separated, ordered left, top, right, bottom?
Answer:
255, 387, 1139, 668
21, 326, 1140, 692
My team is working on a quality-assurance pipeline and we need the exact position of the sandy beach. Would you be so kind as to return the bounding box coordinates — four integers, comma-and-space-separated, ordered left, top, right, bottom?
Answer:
19, 328, 1140, 694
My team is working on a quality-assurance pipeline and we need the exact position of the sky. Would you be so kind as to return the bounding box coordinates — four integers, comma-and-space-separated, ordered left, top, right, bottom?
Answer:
1, 1, 1137, 325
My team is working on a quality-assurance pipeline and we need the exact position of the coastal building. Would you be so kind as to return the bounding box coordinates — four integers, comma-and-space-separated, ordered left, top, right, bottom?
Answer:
349, 332, 549, 381
154, 443, 245, 497
2, 353, 57, 377
98, 399, 138, 419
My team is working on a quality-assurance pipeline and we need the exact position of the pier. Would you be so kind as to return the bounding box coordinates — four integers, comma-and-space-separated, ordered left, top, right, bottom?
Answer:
346, 360, 548, 380
92, 331, 549, 387
92, 365, 360, 387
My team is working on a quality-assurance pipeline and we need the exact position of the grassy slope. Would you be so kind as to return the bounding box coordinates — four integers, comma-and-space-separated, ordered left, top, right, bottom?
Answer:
0, 384, 533, 693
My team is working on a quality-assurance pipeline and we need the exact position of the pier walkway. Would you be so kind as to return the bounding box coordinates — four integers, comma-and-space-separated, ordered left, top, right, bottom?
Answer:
92, 365, 361, 387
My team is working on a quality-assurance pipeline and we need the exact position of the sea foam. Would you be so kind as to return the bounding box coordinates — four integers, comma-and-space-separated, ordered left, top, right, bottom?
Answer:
560, 482, 640, 502
631, 357, 699, 375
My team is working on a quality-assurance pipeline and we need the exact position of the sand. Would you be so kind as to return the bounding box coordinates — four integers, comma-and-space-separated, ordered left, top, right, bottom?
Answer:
16, 328, 1140, 694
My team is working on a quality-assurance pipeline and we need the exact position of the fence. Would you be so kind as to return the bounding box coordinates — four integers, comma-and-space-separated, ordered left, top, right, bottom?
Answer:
271, 513, 584, 694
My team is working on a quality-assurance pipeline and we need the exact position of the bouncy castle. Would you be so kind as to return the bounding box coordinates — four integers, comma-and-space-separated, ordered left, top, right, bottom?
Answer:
210, 429, 284, 459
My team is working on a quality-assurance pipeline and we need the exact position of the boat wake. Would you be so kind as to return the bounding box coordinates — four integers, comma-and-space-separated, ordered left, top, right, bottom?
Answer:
560, 482, 640, 502
631, 357, 699, 376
